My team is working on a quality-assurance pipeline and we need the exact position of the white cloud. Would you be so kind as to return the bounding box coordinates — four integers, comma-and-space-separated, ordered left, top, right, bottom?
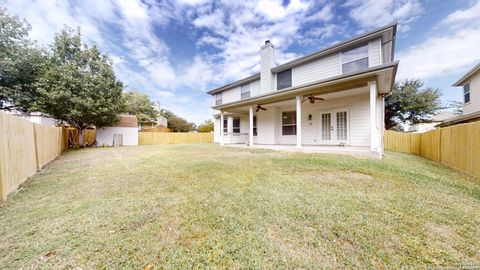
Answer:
157, 91, 174, 98
441, 0, 480, 26
181, 56, 215, 91
344, 0, 422, 31
396, 2, 480, 80
190, 1, 322, 83
305, 4, 334, 22
255, 0, 310, 21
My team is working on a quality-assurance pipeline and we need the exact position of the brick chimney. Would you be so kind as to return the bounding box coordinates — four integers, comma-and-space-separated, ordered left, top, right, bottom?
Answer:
260, 40, 275, 94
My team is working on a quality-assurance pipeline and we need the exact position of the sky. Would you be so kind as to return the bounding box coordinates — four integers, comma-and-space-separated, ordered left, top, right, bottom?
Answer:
2, 0, 480, 124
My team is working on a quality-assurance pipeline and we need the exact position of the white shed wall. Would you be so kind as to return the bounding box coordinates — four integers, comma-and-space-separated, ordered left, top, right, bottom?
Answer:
96, 127, 138, 146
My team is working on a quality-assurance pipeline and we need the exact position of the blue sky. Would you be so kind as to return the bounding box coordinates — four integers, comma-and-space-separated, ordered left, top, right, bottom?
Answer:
3, 0, 480, 124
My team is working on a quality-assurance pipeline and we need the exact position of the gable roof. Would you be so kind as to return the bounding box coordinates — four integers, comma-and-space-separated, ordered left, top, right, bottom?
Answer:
453, 62, 480, 86
207, 23, 397, 95
207, 73, 260, 95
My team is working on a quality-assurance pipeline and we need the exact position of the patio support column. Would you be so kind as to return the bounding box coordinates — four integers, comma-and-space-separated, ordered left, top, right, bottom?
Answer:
249, 106, 254, 146
296, 96, 302, 148
369, 81, 378, 151
220, 111, 224, 146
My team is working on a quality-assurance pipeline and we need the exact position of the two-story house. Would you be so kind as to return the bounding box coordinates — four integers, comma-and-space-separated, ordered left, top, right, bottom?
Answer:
207, 24, 399, 158
440, 62, 480, 127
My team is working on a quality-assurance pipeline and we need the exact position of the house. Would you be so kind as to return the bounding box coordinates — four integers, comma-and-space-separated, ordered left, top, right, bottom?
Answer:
96, 114, 139, 146
207, 24, 398, 158
408, 111, 457, 133
139, 101, 168, 130
439, 62, 480, 127
7, 111, 57, 126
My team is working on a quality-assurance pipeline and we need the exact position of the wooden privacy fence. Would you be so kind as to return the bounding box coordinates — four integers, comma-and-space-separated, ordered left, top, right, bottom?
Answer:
61, 128, 96, 150
0, 112, 63, 200
384, 121, 480, 178
139, 132, 213, 145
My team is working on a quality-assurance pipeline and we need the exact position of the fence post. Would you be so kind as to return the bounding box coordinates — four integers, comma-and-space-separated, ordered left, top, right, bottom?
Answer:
0, 113, 7, 201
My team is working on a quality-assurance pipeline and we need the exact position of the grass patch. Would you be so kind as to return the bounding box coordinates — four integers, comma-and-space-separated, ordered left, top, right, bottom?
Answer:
1, 144, 479, 268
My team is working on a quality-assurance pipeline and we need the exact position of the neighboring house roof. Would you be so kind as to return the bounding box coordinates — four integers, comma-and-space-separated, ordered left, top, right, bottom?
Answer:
431, 111, 457, 122
207, 23, 397, 95
452, 62, 480, 86
437, 111, 480, 127
105, 114, 138, 128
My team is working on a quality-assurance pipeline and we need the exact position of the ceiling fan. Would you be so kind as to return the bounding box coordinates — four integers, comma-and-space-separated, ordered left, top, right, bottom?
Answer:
302, 95, 325, 104
256, 105, 267, 112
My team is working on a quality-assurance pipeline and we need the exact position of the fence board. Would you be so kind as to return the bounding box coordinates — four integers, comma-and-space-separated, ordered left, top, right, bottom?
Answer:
139, 132, 213, 145
385, 121, 480, 178
0, 112, 38, 200
34, 124, 63, 169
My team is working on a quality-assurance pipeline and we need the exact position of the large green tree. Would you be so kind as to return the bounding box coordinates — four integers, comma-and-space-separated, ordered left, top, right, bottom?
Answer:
123, 91, 158, 123
160, 109, 194, 132
35, 27, 124, 144
197, 119, 214, 133
0, 7, 47, 112
385, 79, 441, 130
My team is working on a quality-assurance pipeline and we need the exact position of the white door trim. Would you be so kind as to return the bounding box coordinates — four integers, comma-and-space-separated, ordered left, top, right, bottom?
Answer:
317, 108, 350, 145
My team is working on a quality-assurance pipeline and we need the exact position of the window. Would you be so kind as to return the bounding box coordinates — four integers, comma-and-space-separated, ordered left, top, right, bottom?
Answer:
232, 117, 240, 133
282, 111, 296, 135
223, 118, 227, 134
216, 93, 222, 106
241, 83, 250, 100
342, 44, 368, 74
253, 116, 257, 136
277, 69, 292, 90
336, 111, 347, 141
464, 83, 470, 103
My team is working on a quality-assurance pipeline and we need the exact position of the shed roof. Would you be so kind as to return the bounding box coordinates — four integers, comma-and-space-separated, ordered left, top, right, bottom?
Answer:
111, 114, 138, 127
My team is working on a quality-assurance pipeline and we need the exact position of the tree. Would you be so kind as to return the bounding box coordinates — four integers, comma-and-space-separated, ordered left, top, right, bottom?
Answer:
159, 109, 194, 132
385, 79, 441, 130
123, 91, 158, 123
443, 100, 463, 115
0, 7, 48, 112
35, 27, 124, 145
197, 119, 214, 132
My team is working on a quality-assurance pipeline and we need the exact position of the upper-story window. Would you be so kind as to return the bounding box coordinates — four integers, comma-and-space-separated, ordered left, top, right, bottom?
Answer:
216, 93, 222, 106
232, 117, 240, 133
241, 83, 250, 100
277, 69, 292, 90
282, 111, 296, 135
464, 83, 470, 103
342, 44, 369, 74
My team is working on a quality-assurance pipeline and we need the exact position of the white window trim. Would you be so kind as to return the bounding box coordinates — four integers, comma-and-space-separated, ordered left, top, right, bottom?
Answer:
281, 110, 296, 136
464, 82, 471, 104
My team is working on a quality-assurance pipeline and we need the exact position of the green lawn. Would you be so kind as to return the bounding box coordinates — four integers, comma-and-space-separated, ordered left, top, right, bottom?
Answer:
0, 144, 479, 269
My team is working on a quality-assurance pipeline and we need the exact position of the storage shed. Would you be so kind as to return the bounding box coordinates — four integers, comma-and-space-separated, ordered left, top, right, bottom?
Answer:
96, 115, 138, 146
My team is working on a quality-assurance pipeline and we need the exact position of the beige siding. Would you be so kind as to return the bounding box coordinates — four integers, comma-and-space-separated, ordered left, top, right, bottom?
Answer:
368, 38, 382, 67
222, 86, 241, 104
247, 93, 372, 146
291, 53, 341, 87
256, 108, 277, 144
299, 93, 371, 146
250, 79, 261, 97
463, 71, 480, 114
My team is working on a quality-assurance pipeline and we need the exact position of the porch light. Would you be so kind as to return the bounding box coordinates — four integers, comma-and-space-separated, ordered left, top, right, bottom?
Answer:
308, 114, 312, 121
